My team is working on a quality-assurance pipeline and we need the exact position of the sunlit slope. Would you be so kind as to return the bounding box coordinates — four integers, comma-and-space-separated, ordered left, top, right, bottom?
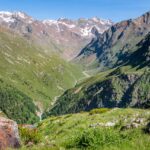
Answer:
0, 28, 83, 109
32, 108, 150, 150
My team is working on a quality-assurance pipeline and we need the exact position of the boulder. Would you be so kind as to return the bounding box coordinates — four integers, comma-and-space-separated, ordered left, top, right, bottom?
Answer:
0, 117, 20, 149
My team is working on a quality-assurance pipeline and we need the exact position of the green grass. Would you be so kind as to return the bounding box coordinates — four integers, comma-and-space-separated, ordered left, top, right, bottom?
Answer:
19, 108, 150, 150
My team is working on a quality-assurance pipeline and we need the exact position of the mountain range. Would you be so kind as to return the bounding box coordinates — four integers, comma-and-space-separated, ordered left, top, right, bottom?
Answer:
76, 11, 150, 72
0, 10, 150, 123
0, 11, 113, 60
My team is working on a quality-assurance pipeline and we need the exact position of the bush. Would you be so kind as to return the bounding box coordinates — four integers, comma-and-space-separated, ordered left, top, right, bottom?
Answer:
66, 128, 132, 149
144, 121, 150, 134
89, 108, 110, 115
19, 127, 42, 145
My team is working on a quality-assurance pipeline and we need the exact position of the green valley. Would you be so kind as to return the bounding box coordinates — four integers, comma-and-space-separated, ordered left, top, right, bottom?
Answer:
0, 27, 83, 123
0, 7, 149, 150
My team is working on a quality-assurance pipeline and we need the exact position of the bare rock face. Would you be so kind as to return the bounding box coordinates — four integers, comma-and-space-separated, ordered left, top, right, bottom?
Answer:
0, 117, 20, 150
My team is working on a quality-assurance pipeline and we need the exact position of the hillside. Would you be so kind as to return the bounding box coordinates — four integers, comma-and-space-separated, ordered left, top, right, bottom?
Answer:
0, 27, 84, 122
0, 79, 39, 124
46, 32, 150, 116
20, 108, 150, 150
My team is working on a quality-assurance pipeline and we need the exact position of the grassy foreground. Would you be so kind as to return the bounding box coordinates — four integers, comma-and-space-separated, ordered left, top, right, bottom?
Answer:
19, 108, 150, 150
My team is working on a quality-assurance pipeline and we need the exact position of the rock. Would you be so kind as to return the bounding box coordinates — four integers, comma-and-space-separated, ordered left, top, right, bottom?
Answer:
121, 117, 146, 131
0, 117, 20, 149
26, 141, 34, 147
135, 118, 145, 124
131, 122, 140, 128
89, 121, 117, 128
105, 122, 116, 127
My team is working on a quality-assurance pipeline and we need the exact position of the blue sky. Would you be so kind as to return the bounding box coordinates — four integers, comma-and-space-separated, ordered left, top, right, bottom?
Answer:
0, 0, 149, 22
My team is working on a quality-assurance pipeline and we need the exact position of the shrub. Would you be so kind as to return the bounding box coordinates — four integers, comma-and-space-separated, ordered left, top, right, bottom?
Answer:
19, 127, 42, 145
143, 121, 150, 134
89, 108, 110, 115
66, 128, 132, 149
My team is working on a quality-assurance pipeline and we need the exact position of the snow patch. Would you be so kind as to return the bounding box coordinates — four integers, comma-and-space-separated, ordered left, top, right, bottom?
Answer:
0, 12, 15, 23
80, 27, 92, 36
43, 19, 75, 29
92, 17, 99, 22
58, 21, 75, 29
43, 19, 57, 25
16, 12, 25, 19
0, 11, 12, 16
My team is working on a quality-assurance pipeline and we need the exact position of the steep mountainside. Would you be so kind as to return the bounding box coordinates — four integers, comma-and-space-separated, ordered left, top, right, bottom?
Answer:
46, 32, 150, 116
0, 11, 113, 60
0, 79, 39, 124
76, 11, 150, 71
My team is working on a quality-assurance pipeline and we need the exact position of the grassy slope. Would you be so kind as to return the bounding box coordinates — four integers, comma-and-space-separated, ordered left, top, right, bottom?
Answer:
0, 28, 83, 110
20, 108, 150, 150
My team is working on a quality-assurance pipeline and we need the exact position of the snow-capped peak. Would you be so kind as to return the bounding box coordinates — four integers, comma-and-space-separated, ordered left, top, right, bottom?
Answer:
0, 11, 14, 23
43, 19, 57, 25
0, 11, 113, 38
15, 12, 26, 19
43, 19, 76, 29
0, 11, 33, 23
42, 17, 113, 36
91, 17, 100, 22
0, 11, 12, 16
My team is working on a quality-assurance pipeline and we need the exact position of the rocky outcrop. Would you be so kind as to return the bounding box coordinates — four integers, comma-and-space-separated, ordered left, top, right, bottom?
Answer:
0, 117, 20, 149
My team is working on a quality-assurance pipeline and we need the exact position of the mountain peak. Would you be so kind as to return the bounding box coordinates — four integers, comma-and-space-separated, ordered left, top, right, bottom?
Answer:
91, 17, 100, 22
0, 11, 33, 23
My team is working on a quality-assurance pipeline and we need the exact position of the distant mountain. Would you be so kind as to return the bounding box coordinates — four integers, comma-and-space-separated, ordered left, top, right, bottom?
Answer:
76, 11, 150, 71
0, 11, 113, 60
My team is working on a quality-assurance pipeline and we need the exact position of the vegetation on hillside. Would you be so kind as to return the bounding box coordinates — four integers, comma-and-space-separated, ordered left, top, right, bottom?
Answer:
44, 33, 150, 117
0, 29, 83, 109
0, 28, 84, 121
0, 79, 39, 124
